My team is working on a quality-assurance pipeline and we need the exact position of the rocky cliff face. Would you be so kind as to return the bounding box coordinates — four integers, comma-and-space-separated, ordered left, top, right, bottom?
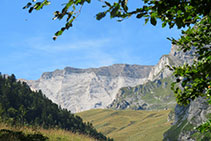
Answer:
148, 45, 195, 81
108, 45, 195, 110
163, 97, 211, 141
24, 64, 153, 113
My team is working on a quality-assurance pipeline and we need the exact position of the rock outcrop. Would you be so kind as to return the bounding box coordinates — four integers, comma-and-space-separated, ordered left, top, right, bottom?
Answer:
148, 45, 195, 81
163, 97, 211, 140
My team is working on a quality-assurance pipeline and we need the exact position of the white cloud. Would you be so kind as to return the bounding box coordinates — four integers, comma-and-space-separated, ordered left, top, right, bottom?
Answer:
11, 36, 116, 70
23, 36, 111, 53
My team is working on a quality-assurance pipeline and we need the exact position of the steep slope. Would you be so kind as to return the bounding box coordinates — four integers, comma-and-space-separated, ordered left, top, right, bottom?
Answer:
148, 45, 195, 81
163, 97, 211, 140
108, 45, 195, 110
108, 76, 176, 110
77, 109, 172, 141
24, 64, 153, 113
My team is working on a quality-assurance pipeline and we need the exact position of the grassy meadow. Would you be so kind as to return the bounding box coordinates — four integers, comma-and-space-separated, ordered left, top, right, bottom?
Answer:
0, 123, 96, 141
77, 109, 172, 141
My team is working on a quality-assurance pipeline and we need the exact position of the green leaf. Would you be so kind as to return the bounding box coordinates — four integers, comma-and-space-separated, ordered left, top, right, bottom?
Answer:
150, 17, 157, 26
136, 13, 144, 19
177, 10, 182, 15
29, 7, 34, 13
86, 0, 91, 3
55, 30, 63, 36
121, 0, 128, 12
96, 12, 106, 20
162, 22, 167, 28
44, 1, 51, 6
23, 2, 32, 9
105, 1, 111, 7
145, 18, 149, 24
110, 4, 120, 18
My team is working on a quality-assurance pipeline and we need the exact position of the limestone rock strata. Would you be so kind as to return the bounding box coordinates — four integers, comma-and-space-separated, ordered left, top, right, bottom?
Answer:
24, 64, 153, 113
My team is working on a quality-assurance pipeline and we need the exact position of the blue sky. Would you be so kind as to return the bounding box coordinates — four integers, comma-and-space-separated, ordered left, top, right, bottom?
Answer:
0, 1, 182, 80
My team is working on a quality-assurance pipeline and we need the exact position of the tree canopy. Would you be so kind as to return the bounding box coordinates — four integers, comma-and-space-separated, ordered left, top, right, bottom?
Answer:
24, 0, 211, 135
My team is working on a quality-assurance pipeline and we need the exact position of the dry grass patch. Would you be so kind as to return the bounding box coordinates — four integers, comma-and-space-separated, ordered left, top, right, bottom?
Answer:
77, 109, 172, 141
0, 123, 96, 141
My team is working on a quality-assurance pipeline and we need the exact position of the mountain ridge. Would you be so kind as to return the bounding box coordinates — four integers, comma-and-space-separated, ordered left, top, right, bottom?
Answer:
22, 45, 195, 113
23, 64, 153, 113
41, 64, 154, 79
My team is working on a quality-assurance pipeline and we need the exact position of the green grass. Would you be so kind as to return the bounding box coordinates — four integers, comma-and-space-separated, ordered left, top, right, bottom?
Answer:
163, 119, 190, 141
110, 76, 176, 110
141, 77, 175, 104
0, 123, 96, 141
77, 109, 172, 141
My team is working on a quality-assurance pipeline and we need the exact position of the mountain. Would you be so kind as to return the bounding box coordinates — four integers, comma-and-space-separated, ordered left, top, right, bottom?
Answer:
18, 44, 208, 140
23, 64, 153, 113
108, 45, 195, 110
22, 45, 195, 113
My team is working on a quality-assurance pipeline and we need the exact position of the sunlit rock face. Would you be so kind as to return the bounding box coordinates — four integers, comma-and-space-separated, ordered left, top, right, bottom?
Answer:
108, 45, 195, 110
24, 64, 153, 113
148, 45, 195, 81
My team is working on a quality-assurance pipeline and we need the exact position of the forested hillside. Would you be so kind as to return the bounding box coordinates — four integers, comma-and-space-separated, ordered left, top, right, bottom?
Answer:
0, 73, 112, 140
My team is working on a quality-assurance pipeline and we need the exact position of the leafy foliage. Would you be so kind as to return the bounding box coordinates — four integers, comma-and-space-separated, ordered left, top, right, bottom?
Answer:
23, 0, 91, 40
0, 74, 112, 141
169, 16, 211, 135
196, 119, 211, 133
24, 0, 210, 40
99, 0, 210, 28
